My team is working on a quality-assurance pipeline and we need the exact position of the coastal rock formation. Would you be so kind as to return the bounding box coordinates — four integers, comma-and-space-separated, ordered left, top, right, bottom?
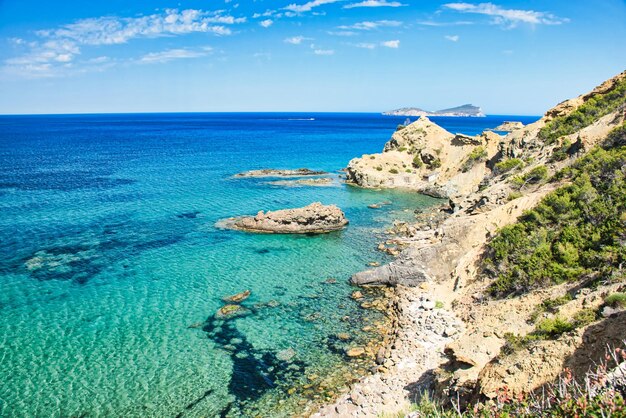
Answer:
223, 202, 348, 234
234, 168, 326, 178
317, 71, 626, 416
493, 121, 524, 131
345, 116, 501, 197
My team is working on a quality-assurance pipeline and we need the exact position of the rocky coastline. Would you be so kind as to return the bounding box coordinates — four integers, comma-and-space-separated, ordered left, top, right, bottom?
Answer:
314, 70, 626, 417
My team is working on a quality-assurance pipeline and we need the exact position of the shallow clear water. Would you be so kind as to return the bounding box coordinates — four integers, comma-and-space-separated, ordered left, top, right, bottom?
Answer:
0, 113, 539, 417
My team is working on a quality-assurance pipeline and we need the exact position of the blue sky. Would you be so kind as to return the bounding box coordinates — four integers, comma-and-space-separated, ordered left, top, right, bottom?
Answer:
0, 0, 624, 115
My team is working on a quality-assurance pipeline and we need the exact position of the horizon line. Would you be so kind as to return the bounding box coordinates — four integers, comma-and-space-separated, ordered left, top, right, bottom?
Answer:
0, 111, 543, 117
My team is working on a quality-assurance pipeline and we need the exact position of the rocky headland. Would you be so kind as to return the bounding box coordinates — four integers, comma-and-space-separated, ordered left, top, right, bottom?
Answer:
316, 70, 626, 417
345, 116, 502, 197
220, 202, 348, 234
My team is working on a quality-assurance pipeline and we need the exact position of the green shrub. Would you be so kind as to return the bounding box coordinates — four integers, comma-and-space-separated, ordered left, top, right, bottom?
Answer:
484, 144, 626, 297
369, 155, 376, 159
538, 76, 626, 144
461, 146, 488, 172
396, 124, 406, 131
397, 146, 407, 152
524, 165, 549, 184
550, 138, 573, 162
375, 166, 383, 171
494, 158, 524, 175
510, 165, 550, 190
530, 294, 573, 323
435, 301, 444, 309
412, 155, 423, 169
605, 292, 626, 308
572, 308, 597, 327
535, 316, 574, 337
507, 191, 522, 201
429, 158, 442, 169
405, 169, 412, 173
604, 123, 626, 148
389, 168, 399, 174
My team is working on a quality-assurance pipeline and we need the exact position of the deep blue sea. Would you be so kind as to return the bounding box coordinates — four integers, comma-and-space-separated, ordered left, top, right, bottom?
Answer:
0, 113, 539, 417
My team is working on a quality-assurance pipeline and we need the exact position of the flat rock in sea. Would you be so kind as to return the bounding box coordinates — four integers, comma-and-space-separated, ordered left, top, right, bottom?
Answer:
221, 202, 349, 234
265, 177, 334, 187
234, 168, 327, 178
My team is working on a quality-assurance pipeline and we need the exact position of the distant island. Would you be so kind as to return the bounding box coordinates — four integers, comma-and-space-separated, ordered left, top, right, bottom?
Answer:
382, 104, 485, 117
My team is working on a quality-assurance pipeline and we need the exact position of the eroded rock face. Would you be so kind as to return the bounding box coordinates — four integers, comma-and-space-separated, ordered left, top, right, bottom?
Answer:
225, 202, 348, 234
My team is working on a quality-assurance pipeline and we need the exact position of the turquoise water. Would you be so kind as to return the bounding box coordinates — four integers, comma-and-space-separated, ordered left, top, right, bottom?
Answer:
0, 113, 539, 417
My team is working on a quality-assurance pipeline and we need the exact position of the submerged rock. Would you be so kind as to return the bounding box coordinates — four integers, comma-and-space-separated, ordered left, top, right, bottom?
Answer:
276, 348, 296, 362
345, 347, 366, 357
216, 304, 249, 318
222, 202, 348, 234
234, 168, 327, 178
223, 290, 251, 303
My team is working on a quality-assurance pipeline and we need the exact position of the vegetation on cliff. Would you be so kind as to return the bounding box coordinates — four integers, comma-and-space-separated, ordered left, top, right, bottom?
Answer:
538, 76, 626, 144
484, 127, 626, 297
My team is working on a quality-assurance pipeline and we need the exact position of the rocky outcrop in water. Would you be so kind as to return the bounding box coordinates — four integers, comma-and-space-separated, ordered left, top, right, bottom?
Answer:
234, 168, 327, 178
266, 178, 334, 187
493, 121, 524, 131
223, 202, 348, 234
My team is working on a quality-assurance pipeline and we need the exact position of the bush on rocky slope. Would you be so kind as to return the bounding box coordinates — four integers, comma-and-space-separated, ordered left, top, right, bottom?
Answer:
484, 135, 626, 297
402, 343, 626, 417
538, 76, 626, 145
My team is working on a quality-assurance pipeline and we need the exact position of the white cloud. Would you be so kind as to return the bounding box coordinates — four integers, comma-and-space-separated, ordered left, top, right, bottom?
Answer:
416, 20, 474, 26
314, 49, 335, 55
260, 19, 274, 28
355, 42, 376, 49
338, 20, 402, 30
285, 0, 342, 13
37, 9, 243, 45
284, 36, 313, 44
381, 40, 400, 48
327, 30, 358, 36
443, 3, 568, 27
344, 0, 406, 8
253, 52, 272, 59
445, 35, 460, 41
3, 9, 243, 78
139, 47, 213, 64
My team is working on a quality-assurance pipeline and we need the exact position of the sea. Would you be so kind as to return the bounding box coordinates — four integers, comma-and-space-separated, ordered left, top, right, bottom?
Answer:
0, 113, 540, 417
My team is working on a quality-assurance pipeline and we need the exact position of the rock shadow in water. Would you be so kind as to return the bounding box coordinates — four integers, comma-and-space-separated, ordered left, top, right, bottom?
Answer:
201, 313, 307, 416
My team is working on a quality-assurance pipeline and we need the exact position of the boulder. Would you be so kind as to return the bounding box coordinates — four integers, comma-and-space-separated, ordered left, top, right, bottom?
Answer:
350, 259, 431, 286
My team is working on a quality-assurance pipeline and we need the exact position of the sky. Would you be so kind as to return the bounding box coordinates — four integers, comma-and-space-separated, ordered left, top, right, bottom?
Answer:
0, 0, 624, 115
